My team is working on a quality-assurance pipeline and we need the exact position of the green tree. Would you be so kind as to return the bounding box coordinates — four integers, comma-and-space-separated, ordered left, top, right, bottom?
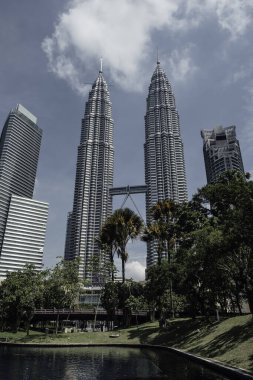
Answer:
43, 257, 82, 310
100, 281, 119, 328
43, 257, 82, 334
145, 261, 171, 318
143, 200, 180, 317
142, 222, 167, 265
0, 265, 45, 334
176, 223, 230, 316
106, 208, 143, 283
97, 220, 118, 281
101, 280, 145, 328
117, 280, 144, 326
195, 171, 253, 313
143, 199, 209, 318
146, 200, 178, 263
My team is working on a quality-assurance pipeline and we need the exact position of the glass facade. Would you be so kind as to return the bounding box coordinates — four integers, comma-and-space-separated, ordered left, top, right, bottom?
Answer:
144, 62, 188, 267
201, 126, 244, 183
64, 71, 114, 283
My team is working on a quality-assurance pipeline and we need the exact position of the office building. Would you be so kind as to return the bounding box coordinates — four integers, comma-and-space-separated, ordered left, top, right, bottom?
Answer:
201, 125, 244, 183
0, 104, 48, 278
0, 195, 48, 278
64, 69, 114, 283
144, 62, 188, 267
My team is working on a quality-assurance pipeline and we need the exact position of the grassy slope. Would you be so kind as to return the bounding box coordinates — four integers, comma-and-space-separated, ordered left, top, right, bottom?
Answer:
0, 315, 252, 372
127, 315, 253, 372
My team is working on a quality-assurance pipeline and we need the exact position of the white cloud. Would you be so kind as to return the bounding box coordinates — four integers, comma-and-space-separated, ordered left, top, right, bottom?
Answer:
211, 0, 253, 40
125, 260, 146, 281
165, 46, 198, 82
42, 0, 182, 94
42, 0, 253, 94
231, 66, 249, 83
222, 63, 253, 87
186, 0, 253, 39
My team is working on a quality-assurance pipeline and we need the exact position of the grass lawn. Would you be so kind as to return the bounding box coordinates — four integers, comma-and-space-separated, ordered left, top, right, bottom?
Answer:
0, 315, 252, 372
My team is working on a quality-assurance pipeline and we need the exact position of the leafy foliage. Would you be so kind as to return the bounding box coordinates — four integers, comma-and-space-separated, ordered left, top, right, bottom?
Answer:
0, 258, 82, 332
43, 257, 82, 309
101, 280, 145, 327
194, 171, 253, 313
144, 172, 253, 317
1, 171, 253, 334
99, 208, 143, 282
0, 265, 45, 334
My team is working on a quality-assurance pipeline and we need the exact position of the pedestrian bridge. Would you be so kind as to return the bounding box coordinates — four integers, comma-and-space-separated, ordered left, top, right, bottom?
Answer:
109, 185, 147, 219
33, 308, 148, 322
109, 185, 147, 196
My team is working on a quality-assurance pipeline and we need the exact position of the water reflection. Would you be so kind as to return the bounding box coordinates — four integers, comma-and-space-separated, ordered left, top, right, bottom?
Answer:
0, 346, 230, 379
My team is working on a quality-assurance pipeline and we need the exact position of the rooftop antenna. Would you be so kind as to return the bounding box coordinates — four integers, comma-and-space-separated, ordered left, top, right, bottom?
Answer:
157, 48, 160, 64
99, 57, 103, 73
82, 57, 113, 87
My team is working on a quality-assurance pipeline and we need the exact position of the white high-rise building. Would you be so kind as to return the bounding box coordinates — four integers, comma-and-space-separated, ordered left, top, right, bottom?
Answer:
0, 104, 42, 251
64, 69, 114, 283
144, 62, 188, 267
0, 195, 48, 279
0, 104, 48, 278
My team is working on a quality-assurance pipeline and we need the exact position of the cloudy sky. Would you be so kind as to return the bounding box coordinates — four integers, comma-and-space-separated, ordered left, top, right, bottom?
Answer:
1, 0, 253, 281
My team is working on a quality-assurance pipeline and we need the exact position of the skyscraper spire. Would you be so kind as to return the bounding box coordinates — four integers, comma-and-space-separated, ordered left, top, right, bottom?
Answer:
64, 71, 114, 283
144, 63, 187, 267
156, 48, 160, 64
100, 57, 103, 73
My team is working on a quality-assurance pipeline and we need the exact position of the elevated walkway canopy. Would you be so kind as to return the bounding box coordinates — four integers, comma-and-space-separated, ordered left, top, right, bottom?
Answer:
109, 185, 147, 220
109, 185, 147, 196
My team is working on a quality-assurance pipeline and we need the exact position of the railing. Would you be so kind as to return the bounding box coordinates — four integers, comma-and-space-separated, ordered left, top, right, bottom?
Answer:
34, 309, 148, 316
109, 185, 147, 196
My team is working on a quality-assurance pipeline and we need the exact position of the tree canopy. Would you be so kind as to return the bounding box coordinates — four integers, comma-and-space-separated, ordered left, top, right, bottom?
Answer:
99, 208, 143, 282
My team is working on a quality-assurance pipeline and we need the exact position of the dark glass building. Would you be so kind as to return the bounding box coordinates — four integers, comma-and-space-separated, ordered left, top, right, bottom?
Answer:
201, 126, 244, 183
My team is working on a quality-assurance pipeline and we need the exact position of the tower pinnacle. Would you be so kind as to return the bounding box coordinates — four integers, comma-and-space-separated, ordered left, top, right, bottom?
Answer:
156, 48, 160, 65
99, 57, 103, 73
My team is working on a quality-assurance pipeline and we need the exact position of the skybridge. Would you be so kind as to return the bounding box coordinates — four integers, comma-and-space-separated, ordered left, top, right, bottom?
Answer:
109, 185, 147, 196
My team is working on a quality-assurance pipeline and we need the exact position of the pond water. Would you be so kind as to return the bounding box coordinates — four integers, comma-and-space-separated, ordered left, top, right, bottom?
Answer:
0, 346, 231, 379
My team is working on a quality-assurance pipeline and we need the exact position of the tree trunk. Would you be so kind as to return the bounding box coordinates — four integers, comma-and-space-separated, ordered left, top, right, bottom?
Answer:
26, 320, 30, 336
122, 259, 125, 283
235, 292, 242, 315
55, 313, 59, 335
169, 279, 174, 318
149, 309, 155, 322
167, 245, 174, 318
111, 249, 114, 282
246, 289, 253, 314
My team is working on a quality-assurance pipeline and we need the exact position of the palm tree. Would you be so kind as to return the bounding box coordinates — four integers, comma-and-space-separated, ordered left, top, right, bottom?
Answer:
110, 208, 143, 283
144, 199, 178, 264
99, 208, 143, 282
98, 221, 118, 282
143, 199, 179, 318
142, 222, 166, 265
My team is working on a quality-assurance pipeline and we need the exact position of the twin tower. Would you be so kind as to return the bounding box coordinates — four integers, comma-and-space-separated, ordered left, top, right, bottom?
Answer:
64, 62, 188, 282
